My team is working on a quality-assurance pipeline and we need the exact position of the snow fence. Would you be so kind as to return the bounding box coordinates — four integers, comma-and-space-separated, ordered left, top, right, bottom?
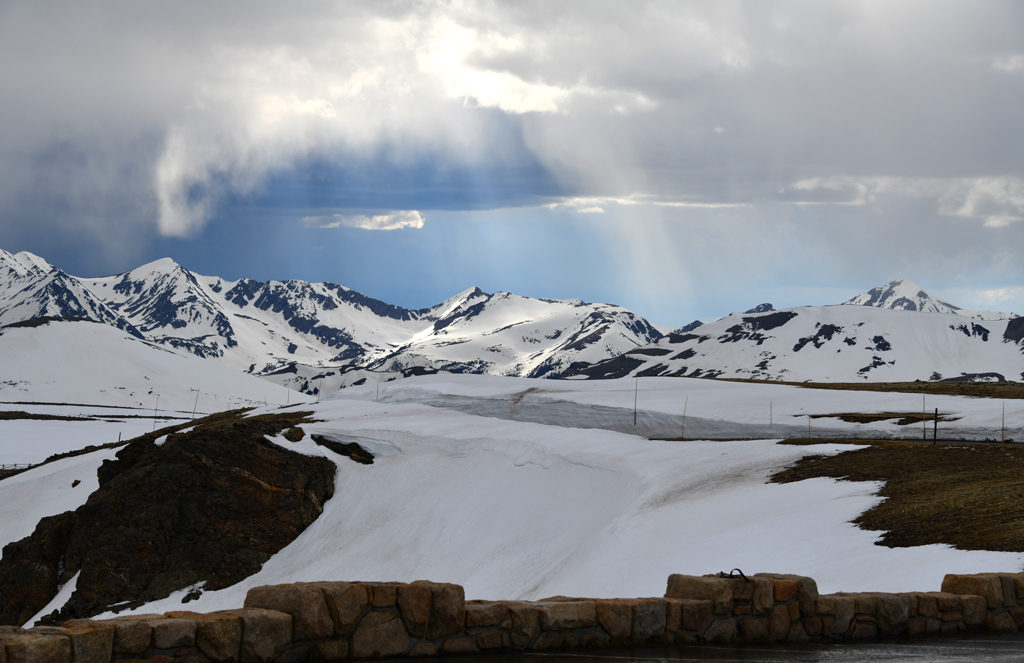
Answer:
5, 572, 1024, 661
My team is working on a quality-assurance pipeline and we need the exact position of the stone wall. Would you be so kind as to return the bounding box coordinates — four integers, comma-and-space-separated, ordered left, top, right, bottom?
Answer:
3, 572, 1024, 662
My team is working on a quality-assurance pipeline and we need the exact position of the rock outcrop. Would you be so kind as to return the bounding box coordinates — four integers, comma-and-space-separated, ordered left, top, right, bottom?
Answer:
0, 410, 335, 626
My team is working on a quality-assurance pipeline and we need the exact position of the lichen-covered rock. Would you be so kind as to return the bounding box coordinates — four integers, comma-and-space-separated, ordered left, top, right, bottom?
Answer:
151, 618, 197, 649
107, 618, 153, 655
465, 602, 509, 629
63, 623, 113, 663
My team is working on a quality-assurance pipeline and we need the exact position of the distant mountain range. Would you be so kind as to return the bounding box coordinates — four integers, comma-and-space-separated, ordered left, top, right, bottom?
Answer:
567, 280, 1024, 383
0, 249, 661, 394
2, 248, 1022, 391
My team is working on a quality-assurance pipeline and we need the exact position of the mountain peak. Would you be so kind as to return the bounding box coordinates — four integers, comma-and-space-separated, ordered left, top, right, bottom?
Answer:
844, 279, 963, 314
0, 249, 52, 277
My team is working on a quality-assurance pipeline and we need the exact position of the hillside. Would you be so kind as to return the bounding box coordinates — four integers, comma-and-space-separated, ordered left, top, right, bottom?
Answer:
1, 250, 661, 394
566, 282, 1024, 383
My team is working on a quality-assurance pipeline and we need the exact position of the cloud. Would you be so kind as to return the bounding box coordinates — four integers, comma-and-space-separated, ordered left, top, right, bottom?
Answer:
545, 193, 749, 214
782, 176, 1024, 228
302, 210, 424, 231
992, 54, 1024, 73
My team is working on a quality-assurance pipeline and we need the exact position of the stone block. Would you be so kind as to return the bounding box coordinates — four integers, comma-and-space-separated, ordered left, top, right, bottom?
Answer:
4, 633, 71, 663
986, 610, 1018, 632
935, 593, 961, 612
962, 595, 987, 626
539, 601, 596, 630
768, 605, 789, 641
770, 579, 798, 603
414, 581, 465, 639
507, 603, 541, 649
876, 595, 910, 636
441, 636, 478, 654
65, 623, 114, 663
906, 616, 926, 637
787, 620, 809, 643
350, 611, 409, 659
851, 593, 879, 616
702, 618, 736, 644
941, 574, 1003, 609
218, 608, 292, 663
632, 599, 666, 642
396, 583, 432, 637
848, 616, 877, 640
580, 628, 611, 648
319, 582, 370, 636
365, 583, 397, 608
787, 602, 800, 621
751, 578, 774, 614
832, 596, 855, 636
680, 600, 712, 633
313, 638, 348, 661
915, 593, 939, 618
244, 584, 333, 641
595, 601, 631, 640
665, 600, 683, 633
151, 618, 197, 649
816, 595, 836, 615
108, 619, 152, 655
531, 631, 578, 651
665, 575, 732, 615
1000, 575, 1017, 607
803, 617, 822, 637
925, 618, 942, 633
1012, 574, 1024, 606
737, 617, 769, 642
756, 574, 819, 618
732, 604, 751, 616
1011, 606, 1024, 628
475, 630, 504, 650
465, 602, 510, 629
165, 613, 242, 663
408, 641, 438, 657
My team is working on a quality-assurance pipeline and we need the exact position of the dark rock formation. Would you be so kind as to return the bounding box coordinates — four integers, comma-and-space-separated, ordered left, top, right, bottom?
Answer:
0, 410, 335, 626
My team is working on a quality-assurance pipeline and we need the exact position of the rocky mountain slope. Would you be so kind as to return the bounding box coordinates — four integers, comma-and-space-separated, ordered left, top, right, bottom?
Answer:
0, 250, 661, 395
566, 281, 1024, 383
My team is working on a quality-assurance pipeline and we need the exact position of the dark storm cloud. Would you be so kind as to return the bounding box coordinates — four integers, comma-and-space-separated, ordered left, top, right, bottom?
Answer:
1, 1, 1023, 313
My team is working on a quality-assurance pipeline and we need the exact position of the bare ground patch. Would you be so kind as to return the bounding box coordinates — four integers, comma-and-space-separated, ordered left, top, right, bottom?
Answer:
772, 438, 1024, 552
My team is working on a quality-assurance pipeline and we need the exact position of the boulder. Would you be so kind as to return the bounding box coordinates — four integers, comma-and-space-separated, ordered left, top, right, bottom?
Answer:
507, 603, 541, 649
397, 584, 432, 637
63, 623, 114, 663
465, 602, 510, 629
414, 582, 465, 639
166, 612, 242, 662
595, 601, 631, 640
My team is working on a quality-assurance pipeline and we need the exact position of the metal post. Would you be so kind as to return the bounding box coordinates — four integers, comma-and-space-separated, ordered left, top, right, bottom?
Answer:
681, 396, 688, 440
633, 377, 639, 427
933, 407, 938, 443
190, 388, 200, 419
922, 395, 926, 441
769, 401, 773, 436
152, 393, 160, 431
1003, 402, 1006, 443
807, 414, 811, 438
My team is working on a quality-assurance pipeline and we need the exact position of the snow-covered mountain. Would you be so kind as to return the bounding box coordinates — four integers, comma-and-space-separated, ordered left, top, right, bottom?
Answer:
568, 282, 1024, 382
0, 249, 662, 394
0, 318, 310, 410
844, 279, 1015, 321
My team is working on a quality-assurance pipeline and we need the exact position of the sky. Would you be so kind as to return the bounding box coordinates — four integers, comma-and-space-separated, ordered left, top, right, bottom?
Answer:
1, 1, 1023, 326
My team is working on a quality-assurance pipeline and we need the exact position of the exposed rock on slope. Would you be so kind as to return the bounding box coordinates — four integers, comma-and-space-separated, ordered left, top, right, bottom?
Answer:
0, 410, 335, 626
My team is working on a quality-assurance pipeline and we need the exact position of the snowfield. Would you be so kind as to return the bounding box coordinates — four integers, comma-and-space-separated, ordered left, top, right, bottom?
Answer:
36, 375, 1012, 620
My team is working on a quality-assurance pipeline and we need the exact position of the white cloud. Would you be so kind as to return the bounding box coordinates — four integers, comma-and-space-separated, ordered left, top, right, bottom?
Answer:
545, 193, 748, 214
992, 54, 1024, 73
783, 176, 1024, 227
302, 210, 425, 231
